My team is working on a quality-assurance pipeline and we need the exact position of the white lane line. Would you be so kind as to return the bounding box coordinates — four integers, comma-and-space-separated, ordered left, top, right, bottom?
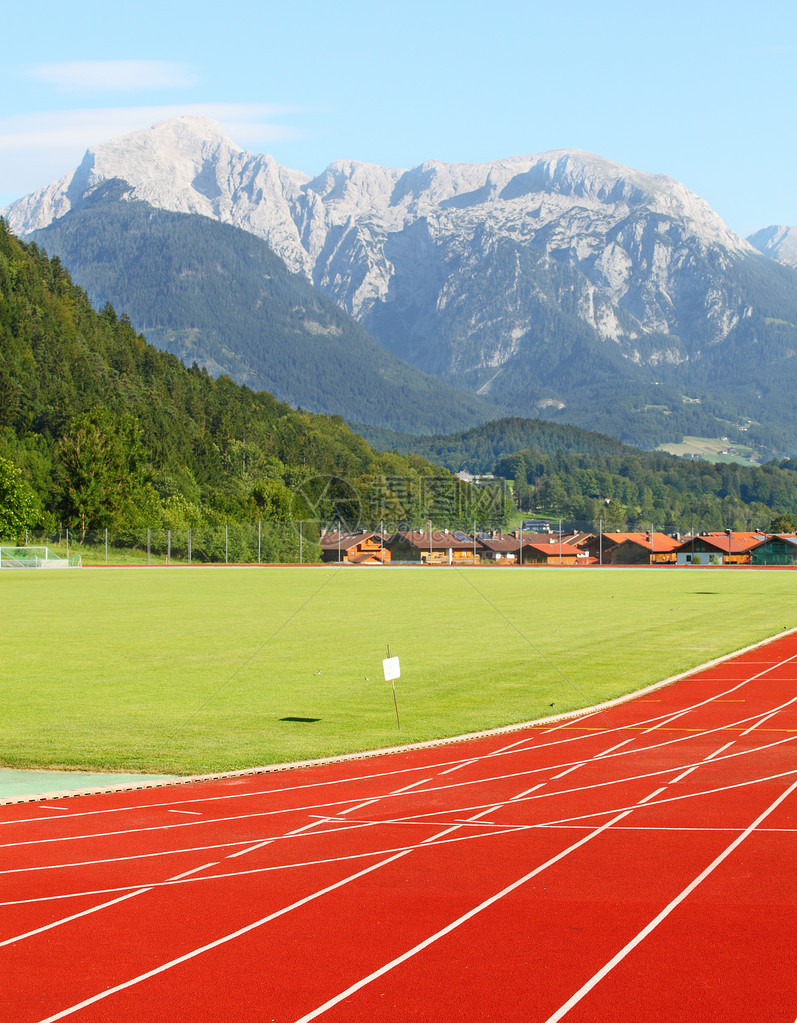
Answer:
669, 764, 701, 784
11, 728, 793, 856
551, 763, 586, 780
38, 806, 70, 812
228, 777, 436, 861
595, 738, 634, 758
3, 825, 537, 909
168, 810, 202, 816
33, 847, 417, 1023
1, 859, 219, 949
637, 787, 668, 805
541, 776, 797, 1023
703, 741, 735, 761
0, 888, 155, 949
291, 809, 634, 1023
740, 695, 797, 736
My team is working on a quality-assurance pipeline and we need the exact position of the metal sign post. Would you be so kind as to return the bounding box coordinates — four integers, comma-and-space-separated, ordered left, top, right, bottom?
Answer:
383, 644, 401, 729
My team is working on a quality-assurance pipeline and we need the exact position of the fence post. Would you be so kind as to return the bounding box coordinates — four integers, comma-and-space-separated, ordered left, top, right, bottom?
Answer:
188, 528, 192, 564
147, 528, 150, 565
300, 521, 303, 565
167, 530, 171, 565
66, 529, 69, 560
105, 528, 108, 565
225, 525, 228, 564
258, 520, 261, 564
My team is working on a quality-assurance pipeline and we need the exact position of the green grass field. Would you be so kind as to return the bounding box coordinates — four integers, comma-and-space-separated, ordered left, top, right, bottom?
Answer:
2, 566, 796, 776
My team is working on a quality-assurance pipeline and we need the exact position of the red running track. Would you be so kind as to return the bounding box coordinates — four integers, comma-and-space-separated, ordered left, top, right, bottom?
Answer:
3, 631, 797, 1022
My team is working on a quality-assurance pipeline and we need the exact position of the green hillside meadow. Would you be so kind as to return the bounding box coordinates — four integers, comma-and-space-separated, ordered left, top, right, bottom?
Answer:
2, 566, 796, 776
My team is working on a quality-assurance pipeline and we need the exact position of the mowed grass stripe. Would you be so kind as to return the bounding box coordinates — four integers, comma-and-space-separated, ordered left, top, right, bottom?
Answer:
1, 567, 795, 775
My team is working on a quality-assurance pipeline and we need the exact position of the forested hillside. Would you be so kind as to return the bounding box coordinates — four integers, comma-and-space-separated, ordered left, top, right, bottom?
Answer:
358, 418, 797, 533
0, 219, 483, 553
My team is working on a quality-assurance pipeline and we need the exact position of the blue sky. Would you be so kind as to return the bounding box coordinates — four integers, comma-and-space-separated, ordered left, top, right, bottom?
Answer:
1, 0, 794, 236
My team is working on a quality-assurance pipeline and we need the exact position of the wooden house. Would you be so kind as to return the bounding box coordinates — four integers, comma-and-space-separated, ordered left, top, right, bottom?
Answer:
320, 531, 390, 564
384, 530, 479, 564
521, 537, 583, 565
585, 532, 680, 565
675, 532, 766, 566
749, 534, 797, 566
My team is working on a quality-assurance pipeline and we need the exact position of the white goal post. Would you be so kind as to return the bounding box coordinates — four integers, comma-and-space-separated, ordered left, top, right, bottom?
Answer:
0, 546, 82, 569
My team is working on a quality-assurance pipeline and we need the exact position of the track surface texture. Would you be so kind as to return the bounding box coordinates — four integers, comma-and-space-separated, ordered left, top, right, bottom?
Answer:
3, 632, 797, 1022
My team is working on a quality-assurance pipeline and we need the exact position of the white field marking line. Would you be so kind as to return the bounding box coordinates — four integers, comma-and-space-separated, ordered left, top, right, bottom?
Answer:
291, 809, 635, 1023
33, 847, 418, 1023
3, 825, 536, 910
167, 810, 202, 815
8, 729, 796, 856
542, 776, 797, 1023
0, 859, 219, 949
10, 759, 605, 953
12, 757, 797, 953
15, 649, 793, 833
38, 805, 70, 811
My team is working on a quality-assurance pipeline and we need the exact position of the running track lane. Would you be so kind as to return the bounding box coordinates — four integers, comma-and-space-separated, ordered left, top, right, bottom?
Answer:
2, 632, 797, 1022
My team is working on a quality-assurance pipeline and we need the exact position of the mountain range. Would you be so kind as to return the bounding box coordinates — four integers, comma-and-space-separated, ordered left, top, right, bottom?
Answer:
6, 116, 797, 457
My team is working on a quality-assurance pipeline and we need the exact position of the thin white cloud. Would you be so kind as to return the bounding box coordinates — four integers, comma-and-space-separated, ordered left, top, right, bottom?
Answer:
28, 60, 198, 93
0, 104, 302, 203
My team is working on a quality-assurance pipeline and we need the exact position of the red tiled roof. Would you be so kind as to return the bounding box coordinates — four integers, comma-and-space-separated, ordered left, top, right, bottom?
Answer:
675, 533, 767, 554
525, 541, 583, 558
603, 532, 681, 553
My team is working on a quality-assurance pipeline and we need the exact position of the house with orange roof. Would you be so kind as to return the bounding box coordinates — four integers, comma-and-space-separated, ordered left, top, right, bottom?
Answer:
320, 531, 390, 564
384, 530, 479, 564
521, 537, 584, 565
674, 532, 767, 566
585, 532, 680, 565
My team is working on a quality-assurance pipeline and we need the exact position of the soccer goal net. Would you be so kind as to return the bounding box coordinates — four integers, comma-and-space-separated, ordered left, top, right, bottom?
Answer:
0, 546, 82, 569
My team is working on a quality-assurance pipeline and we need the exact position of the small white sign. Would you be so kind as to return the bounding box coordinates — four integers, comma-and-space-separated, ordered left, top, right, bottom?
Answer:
383, 656, 401, 682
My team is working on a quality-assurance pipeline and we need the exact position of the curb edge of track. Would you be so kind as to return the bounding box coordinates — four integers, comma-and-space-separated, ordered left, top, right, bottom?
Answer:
4, 625, 797, 806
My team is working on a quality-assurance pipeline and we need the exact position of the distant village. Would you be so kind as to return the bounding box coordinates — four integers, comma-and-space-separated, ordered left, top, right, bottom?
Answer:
319, 527, 797, 567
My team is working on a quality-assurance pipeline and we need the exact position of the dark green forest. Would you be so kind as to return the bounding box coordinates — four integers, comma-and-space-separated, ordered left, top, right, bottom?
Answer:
358, 418, 797, 533
0, 219, 491, 556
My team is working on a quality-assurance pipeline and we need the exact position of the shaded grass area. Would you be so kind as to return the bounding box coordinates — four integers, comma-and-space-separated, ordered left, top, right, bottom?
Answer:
2, 566, 796, 775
